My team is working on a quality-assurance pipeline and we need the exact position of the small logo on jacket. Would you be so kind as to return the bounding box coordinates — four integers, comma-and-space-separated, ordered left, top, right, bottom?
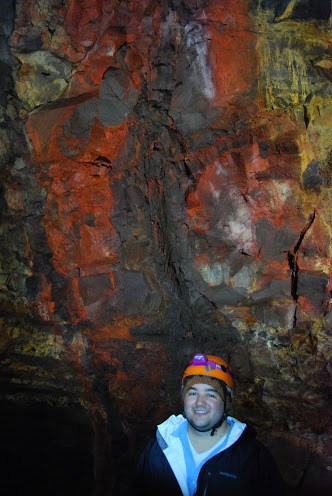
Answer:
219, 471, 237, 479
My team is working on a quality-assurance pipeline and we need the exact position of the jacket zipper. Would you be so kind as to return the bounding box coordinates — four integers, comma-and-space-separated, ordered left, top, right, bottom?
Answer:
202, 472, 211, 496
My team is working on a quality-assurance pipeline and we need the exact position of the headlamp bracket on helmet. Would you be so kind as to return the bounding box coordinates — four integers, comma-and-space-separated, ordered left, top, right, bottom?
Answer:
191, 354, 230, 376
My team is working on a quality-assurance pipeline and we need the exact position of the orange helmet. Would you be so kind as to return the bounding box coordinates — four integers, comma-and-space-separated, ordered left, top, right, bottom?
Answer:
182, 353, 233, 395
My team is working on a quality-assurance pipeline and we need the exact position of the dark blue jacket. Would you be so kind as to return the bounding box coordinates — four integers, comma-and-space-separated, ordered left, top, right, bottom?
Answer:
136, 425, 286, 496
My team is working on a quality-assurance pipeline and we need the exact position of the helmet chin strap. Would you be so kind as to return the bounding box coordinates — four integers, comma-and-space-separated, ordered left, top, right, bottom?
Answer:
210, 410, 227, 436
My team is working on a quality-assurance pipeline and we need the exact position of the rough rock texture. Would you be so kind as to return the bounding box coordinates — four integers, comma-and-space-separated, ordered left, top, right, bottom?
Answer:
0, 0, 331, 494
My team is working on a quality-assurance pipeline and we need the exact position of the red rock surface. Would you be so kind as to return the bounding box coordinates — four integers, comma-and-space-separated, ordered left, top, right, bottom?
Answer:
0, 0, 331, 494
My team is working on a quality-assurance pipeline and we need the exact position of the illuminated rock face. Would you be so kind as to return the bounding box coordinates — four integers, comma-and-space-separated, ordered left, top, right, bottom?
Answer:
0, 0, 331, 493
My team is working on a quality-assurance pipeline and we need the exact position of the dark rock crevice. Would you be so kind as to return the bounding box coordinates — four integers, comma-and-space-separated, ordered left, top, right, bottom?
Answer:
287, 211, 316, 327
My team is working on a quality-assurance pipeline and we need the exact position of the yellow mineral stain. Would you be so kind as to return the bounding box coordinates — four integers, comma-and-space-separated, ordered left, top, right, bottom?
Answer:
274, 0, 297, 22
256, 20, 330, 115
315, 59, 332, 70
0, 324, 66, 359
254, 9, 332, 246
297, 133, 315, 175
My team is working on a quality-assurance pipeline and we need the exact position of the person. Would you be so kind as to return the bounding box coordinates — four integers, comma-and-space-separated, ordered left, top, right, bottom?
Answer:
135, 353, 286, 496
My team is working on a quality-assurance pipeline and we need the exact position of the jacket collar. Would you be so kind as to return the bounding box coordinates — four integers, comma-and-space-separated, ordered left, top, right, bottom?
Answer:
157, 414, 247, 451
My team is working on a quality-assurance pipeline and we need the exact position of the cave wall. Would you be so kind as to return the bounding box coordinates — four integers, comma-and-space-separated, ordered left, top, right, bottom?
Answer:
0, 0, 331, 494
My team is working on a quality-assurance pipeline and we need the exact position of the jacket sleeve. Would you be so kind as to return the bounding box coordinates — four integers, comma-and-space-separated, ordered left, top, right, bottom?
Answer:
134, 439, 155, 496
133, 437, 183, 496
254, 441, 288, 496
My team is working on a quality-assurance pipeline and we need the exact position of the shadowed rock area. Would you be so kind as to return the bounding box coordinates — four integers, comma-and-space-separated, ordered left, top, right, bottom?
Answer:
0, 0, 331, 494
